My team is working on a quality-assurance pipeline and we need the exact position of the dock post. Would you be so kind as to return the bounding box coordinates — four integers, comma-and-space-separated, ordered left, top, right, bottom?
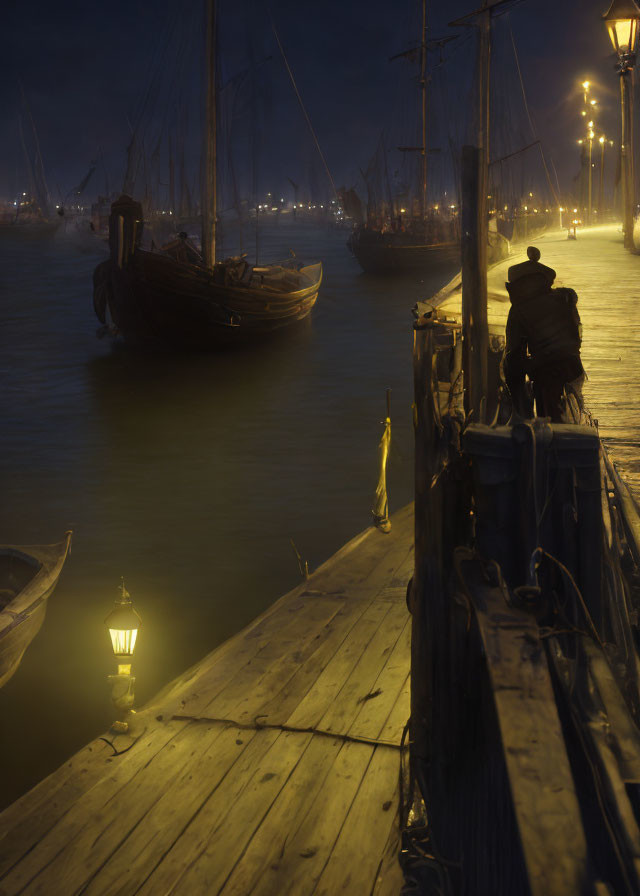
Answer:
461, 144, 489, 423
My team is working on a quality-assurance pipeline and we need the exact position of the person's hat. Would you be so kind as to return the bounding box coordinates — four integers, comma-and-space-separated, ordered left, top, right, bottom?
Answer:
507, 246, 556, 284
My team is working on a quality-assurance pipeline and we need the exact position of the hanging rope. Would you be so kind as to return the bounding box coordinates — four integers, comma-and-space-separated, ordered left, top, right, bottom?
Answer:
269, 14, 339, 200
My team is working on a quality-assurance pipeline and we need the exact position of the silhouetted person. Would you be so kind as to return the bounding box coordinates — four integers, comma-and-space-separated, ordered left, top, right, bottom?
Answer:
504, 246, 583, 422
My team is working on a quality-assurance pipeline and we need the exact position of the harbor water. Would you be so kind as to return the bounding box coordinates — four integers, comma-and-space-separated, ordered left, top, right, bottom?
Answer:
0, 221, 456, 809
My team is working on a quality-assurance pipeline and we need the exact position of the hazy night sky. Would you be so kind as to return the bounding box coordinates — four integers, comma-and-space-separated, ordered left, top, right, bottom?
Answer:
0, 0, 625, 204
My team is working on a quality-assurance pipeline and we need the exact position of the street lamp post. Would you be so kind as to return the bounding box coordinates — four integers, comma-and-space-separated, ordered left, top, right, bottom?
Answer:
105, 578, 141, 734
604, 0, 640, 250
588, 121, 595, 223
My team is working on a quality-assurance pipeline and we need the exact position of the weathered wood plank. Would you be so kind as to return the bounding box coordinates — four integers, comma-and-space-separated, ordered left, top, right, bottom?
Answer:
318, 602, 409, 738
216, 734, 346, 895
252, 597, 394, 729
349, 617, 411, 742
470, 571, 589, 896
378, 671, 411, 746
79, 723, 261, 896
137, 729, 313, 895
371, 815, 405, 896
0, 720, 188, 894
0, 739, 114, 879
240, 741, 374, 896
313, 745, 401, 895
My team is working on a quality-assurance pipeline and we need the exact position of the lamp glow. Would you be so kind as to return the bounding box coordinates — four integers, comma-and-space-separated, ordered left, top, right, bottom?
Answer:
105, 579, 141, 659
604, 0, 640, 58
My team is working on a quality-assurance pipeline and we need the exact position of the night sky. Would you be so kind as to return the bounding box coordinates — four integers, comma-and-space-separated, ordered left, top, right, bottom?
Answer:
0, 0, 626, 204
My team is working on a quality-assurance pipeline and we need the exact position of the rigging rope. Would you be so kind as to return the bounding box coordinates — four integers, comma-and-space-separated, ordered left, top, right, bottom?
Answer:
269, 14, 339, 200
509, 22, 561, 207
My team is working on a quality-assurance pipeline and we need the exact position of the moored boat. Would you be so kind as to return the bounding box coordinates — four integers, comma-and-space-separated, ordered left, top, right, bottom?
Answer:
92, 1, 322, 350
0, 532, 72, 688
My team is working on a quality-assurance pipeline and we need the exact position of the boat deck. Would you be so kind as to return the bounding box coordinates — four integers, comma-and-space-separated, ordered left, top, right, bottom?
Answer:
0, 506, 413, 895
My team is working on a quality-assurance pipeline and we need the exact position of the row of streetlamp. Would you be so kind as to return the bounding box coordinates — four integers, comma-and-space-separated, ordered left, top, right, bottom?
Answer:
577, 81, 613, 224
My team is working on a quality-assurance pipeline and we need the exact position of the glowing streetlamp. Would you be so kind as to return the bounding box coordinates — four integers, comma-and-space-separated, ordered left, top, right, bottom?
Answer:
604, 0, 640, 249
105, 578, 141, 733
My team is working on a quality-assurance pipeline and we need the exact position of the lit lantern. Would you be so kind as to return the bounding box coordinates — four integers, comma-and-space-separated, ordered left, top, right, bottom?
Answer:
105, 579, 141, 661
603, 0, 640, 60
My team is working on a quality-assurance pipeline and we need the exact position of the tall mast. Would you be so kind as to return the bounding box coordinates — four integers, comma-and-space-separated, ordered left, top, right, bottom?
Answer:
421, 0, 428, 219
202, 0, 217, 268
456, 1, 492, 423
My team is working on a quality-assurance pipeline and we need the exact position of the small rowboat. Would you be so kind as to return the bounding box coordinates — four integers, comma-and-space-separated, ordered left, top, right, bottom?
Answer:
0, 532, 72, 688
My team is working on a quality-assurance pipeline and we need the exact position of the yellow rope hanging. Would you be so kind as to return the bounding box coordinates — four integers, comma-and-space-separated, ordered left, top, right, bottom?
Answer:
372, 390, 392, 533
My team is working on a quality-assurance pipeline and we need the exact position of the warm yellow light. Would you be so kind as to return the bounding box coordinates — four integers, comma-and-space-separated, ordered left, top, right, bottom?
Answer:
400, 208, 406, 213
599, 135, 605, 143
590, 99, 597, 105
581, 110, 587, 116
588, 120, 594, 127
105, 580, 141, 658
524, 205, 528, 211
560, 206, 565, 211
109, 627, 139, 657
604, 0, 640, 57
573, 207, 578, 212
589, 130, 595, 139
582, 80, 590, 89
118, 663, 132, 676
578, 139, 584, 144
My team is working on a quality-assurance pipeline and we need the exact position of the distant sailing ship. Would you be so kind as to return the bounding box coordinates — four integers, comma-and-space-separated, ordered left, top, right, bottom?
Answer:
348, 1, 459, 276
1, 93, 60, 235
93, 0, 322, 349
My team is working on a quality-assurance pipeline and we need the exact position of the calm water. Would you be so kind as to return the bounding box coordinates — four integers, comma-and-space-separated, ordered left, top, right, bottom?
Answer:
0, 220, 455, 809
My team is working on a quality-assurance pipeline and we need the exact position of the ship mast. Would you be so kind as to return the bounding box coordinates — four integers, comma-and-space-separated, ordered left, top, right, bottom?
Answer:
202, 0, 217, 268
421, 0, 428, 220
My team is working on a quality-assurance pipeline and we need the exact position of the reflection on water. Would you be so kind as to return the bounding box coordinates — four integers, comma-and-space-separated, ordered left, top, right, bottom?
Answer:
0, 222, 457, 808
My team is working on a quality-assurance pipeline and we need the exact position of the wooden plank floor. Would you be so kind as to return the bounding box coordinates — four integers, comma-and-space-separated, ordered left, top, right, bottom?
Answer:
438, 223, 640, 498
0, 505, 413, 896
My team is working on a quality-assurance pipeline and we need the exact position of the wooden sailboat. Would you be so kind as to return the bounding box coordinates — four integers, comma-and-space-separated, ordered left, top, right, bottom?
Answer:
92, 0, 322, 349
0, 532, 72, 688
349, 1, 459, 276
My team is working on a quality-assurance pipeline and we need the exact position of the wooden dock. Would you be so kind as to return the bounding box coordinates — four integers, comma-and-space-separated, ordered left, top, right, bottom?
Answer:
0, 506, 413, 895
435, 222, 640, 496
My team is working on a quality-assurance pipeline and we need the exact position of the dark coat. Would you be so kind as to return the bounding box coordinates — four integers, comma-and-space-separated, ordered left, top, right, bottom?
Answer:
505, 282, 581, 372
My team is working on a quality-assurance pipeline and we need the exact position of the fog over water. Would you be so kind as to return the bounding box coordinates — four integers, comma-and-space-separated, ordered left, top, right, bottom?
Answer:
0, 221, 456, 808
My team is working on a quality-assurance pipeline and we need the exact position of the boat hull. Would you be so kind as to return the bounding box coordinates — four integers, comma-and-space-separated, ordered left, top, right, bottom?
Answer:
349, 229, 459, 276
95, 250, 322, 350
0, 534, 72, 688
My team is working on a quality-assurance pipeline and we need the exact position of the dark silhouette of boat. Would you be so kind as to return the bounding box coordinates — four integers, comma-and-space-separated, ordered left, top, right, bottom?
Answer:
0, 532, 72, 688
93, 205, 322, 349
92, 1, 321, 350
348, 224, 459, 276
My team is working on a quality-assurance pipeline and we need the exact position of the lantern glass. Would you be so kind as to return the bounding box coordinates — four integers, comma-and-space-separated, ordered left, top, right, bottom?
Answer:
604, 0, 640, 56
109, 627, 139, 657
105, 580, 141, 658
610, 18, 636, 53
